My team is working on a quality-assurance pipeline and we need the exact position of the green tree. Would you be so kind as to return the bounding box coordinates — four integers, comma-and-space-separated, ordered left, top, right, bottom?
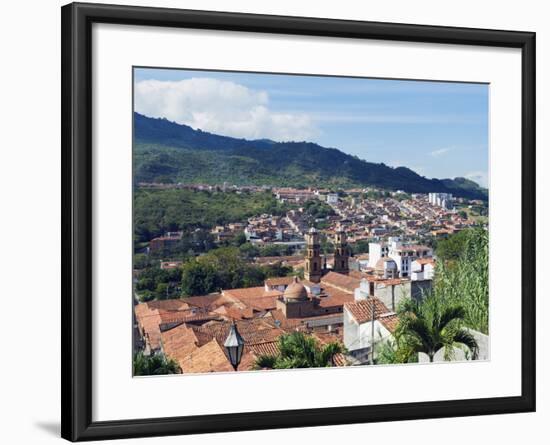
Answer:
351, 239, 370, 254
239, 242, 260, 259
180, 260, 217, 296
254, 332, 345, 369
435, 228, 472, 261
373, 338, 418, 365
133, 352, 180, 375
133, 253, 151, 269
181, 247, 292, 296
155, 282, 169, 299
435, 227, 489, 333
395, 296, 479, 363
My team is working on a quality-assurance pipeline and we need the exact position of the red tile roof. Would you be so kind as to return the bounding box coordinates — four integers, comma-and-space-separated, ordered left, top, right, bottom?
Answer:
378, 313, 400, 333
135, 300, 191, 349
344, 298, 391, 324
160, 324, 199, 368
223, 287, 282, 311
178, 339, 236, 373
414, 258, 435, 265
317, 285, 355, 308
265, 276, 296, 286
321, 271, 361, 293
183, 293, 226, 309
190, 318, 285, 348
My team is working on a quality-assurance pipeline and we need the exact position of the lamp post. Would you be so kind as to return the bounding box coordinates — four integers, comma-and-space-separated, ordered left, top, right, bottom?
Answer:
224, 321, 245, 371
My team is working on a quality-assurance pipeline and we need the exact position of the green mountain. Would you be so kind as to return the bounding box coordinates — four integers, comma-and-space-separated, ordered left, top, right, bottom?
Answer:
134, 113, 488, 200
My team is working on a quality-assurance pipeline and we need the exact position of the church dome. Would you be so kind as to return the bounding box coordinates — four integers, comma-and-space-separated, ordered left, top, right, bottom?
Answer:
283, 277, 309, 301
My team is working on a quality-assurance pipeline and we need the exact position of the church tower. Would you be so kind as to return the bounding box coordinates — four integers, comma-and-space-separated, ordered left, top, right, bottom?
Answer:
304, 227, 322, 283
332, 226, 350, 274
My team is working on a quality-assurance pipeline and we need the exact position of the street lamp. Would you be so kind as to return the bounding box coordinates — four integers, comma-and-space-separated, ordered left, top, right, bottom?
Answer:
224, 321, 245, 371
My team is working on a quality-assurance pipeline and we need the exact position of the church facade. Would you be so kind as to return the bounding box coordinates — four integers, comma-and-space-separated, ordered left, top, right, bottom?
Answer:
304, 227, 351, 283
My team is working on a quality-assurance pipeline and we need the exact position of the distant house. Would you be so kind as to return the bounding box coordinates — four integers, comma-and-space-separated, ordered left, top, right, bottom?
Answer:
264, 276, 296, 292
411, 258, 435, 281
326, 193, 339, 205
368, 237, 432, 278
149, 231, 183, 253
160, 260, 183, 270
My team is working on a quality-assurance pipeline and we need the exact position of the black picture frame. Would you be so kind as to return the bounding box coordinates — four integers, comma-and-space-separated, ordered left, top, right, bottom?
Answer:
61, 2, 536, 442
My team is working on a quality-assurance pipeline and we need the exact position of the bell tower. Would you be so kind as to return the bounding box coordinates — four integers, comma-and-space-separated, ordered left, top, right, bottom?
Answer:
304, 227, 322, 283
333, 226, 350, 274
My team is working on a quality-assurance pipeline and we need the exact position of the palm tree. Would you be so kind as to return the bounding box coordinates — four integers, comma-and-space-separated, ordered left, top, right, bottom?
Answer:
395, 296, 479, 363
133, 352, 181, 375
254, 331, 345, 369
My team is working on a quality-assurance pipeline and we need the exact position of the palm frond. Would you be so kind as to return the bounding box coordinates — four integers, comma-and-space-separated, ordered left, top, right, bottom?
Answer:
316, 342, 344, 367
452, 329, 479, 360
254, 354, 277, 370
437, 305, 466, 332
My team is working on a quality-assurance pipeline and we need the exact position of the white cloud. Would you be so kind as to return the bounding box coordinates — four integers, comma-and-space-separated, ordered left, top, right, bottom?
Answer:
465, 171, 488, 188
134, 78, 318, 141
310, 112, 480, 125
430, 147, 452, 157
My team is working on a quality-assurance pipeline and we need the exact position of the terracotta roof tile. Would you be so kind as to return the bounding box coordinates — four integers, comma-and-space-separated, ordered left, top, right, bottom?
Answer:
344, 298, 391, 324
321, 271, 361, 293
161, 324, 199, 367
145, 299, 189, 311
247, 341, 280, 357
190, 318, 285, 347
414, 258, 435, 265
318, 285, 355, 308
183, 293, 226, 309
224, 286, 282, 300
223, 287, 282, 311
378, 313, 400, 333
178, 339, 234, 373
265, 276, 296, 286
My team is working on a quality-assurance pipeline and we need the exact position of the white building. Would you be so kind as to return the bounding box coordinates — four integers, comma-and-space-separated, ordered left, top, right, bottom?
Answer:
368, 237, 432, 278
428, 192, 454, 209
367, 240, 389, 267
411, 258, 435, 281
326, 193, 339, 204
343, 298, 398, 364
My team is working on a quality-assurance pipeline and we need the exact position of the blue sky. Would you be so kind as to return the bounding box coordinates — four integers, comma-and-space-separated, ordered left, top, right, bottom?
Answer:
134, 67, 489, 187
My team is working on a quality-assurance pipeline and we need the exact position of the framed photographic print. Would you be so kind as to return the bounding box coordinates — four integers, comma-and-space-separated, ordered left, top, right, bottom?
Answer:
61, 2, 536, 442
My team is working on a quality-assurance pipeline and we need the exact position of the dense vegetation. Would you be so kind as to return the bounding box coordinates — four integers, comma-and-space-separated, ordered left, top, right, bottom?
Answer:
376, 228, 488, 364
435, 229, 474, 262
254, 332, 344, 369
180, 247, 293, 296
133, 352, 180, 375
134, 188, 291, 243
238, 242, 299, 259
134, 246, 294, 301
434, 227, 489, 334
393, 296, 479, 362
134, 113, 488, 200
135, 266, 183, 301
301, 199, 335, 224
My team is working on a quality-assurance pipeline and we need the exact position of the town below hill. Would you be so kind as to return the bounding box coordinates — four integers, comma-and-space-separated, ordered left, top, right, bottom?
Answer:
133, 184, 488, 374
